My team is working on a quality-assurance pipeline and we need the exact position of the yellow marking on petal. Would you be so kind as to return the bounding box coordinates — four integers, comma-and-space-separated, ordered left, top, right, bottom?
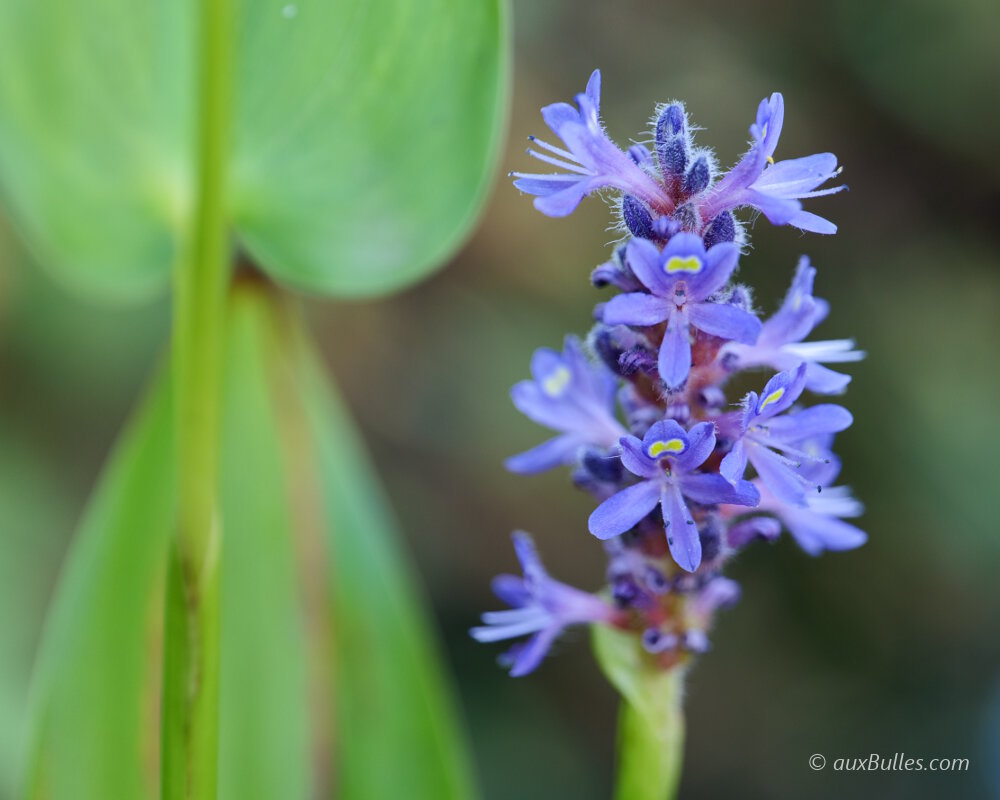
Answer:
648, 438, 686, 458
542, 365, 572, 397
766, 155, 775, 165
792, 291, 802, 311
664, 255, 703, 274
759, 387, 785, 411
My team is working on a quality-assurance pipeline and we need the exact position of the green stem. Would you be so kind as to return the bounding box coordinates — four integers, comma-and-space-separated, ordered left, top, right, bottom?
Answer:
614, 686, 685, 800
592, 625, 686, 800
161, 0, 232, 795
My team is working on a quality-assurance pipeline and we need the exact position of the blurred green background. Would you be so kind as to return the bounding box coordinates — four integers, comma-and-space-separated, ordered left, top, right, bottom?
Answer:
1, 0, 997, 798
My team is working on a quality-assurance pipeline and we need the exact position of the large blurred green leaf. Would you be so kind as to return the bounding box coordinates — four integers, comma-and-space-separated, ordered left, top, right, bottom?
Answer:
0, 0, 508, 301
287, 302, 479, 799
230, 0, 509, 296
0, 3, 193, 302
23, 284, 477, 798
22, 370, 175, 799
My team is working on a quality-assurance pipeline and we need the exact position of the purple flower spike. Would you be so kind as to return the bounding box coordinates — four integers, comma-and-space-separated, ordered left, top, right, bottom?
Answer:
724, 258, 864, 393
507, 336, 627, 474
721, 364, 854, 506
698, 93, 846, 233
483, 71, 864, 681
470, 532, 616, 676
601, 234, 762, 388
589, 419, 759, 572
511, 70, 672, 217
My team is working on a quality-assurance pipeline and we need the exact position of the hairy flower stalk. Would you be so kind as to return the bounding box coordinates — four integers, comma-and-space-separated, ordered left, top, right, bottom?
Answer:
474, 70, 866, 796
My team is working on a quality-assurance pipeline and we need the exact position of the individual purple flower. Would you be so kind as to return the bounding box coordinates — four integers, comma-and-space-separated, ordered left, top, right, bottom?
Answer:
511, 70, 671, 217
723, 258, 864, 393
470, 532, 617, 676
697, 93, 845, 234
755, 482, 867, 555
588, 419, 759, 572
720, 365, 854, 506
506, 336, 627, 474
601, 233, 762, 388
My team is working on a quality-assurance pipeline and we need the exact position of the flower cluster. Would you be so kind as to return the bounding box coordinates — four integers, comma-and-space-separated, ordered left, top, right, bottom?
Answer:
473, 71, 865, 675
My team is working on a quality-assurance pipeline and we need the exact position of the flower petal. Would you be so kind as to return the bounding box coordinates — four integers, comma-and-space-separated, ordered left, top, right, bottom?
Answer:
625, 237, 673, 295
687, 241, 740, 300
787, 208, 837, 234
720, 439, 747, 484
753, 364, 807, 420
658, 316, 691, 389
689, 302, 762, 344
804, 361, 852, 394
765, 404, 853, 441
674, 421, 716, 472
752, 153, 841, 196
662, 485, 701, 572
743, 188, 802, 225
780, 509, 867, 556
746, 442, 810, 506
505, 434, 581, 474
533, 182, 591, 217
602, 293, 671, 327
681, 473, 760, 506
508, 627, 560, 677
619, 435, 660, 479
588, 479, 661, 540
759, 258, 818, 346
491, 574, 531, 607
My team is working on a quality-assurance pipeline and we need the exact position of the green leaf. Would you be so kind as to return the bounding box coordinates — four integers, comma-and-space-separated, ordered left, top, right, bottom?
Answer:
215, 287, 312, 799
23, 371, 175, 799
0, 0, 509, 301
24, 284, 478, 799
231, 0, 510, 296
282, 294, 481, 798
593, 625, 686, 800
0, 3, 192, 302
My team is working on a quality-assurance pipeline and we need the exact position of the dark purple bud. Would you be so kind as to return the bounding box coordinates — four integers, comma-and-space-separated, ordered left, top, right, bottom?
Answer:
628, 144, 653, 167
682, 156, 711, 195
591, 325, 627, 374
703, 211, 736, 247
658, 139, 688, 180
591, 246, 642, 291
655, 104, 689, 179
582, 447, 624, 484
590, 262, 616, 289
642, 628, 679, 654
612, 576, 641, 606
622, 195, 655, 239
657, 104, 686, 138
619, 346, 657, 376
